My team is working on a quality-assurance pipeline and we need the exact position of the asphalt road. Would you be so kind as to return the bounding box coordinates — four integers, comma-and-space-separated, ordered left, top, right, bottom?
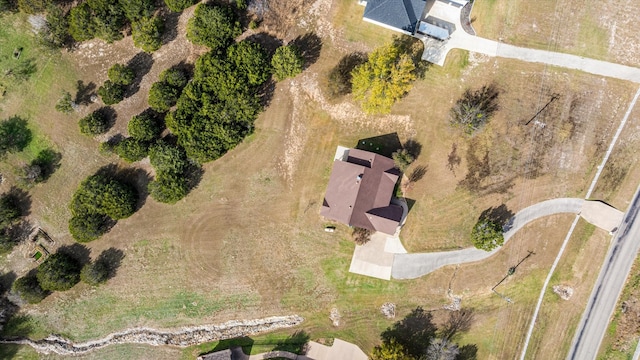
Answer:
567, 184, 640, 360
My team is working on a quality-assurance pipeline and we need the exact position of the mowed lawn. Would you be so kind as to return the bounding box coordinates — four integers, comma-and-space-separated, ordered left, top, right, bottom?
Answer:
1, 2, 640, 359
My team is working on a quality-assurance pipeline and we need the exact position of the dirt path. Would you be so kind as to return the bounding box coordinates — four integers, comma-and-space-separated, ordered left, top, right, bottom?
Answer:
0, 315, 303, 356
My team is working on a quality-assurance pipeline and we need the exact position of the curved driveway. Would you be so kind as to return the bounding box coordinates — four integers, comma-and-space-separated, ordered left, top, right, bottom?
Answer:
392, 198, 585, 279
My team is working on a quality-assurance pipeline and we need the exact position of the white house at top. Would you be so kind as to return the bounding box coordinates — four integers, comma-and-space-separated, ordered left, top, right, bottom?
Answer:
359, 0, 468, 41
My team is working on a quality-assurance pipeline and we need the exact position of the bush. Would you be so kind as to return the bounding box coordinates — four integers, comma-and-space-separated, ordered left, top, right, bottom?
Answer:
149, 142, 188, 173
0, 116, 32, 157
160, 67, 188, 88
352, 227, 372, 245
98, 80, 125, 105
80, 260, 109, 285
79, 109, 110, 136
471, 217, 504, 251
132, 15, 164, 53
108, 63, 135, 86
17, 0, 48, 14
392, 149, 414, 172
114, 137, 149, 162
450, 84, 500, 134
128, 112, 162, 141
186, 3, 241, 50
36, 253, 81, 291
271, 45, 304, 81
55, 91, 74, 113
164, 0, 197, 12
12, 272, 48, 304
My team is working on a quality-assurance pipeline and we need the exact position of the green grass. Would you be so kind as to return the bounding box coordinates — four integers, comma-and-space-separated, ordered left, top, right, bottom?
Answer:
332, 0, 395, 47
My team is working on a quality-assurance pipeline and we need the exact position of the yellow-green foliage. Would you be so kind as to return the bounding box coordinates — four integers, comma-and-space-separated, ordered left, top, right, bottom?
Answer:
351, 43, 416, 114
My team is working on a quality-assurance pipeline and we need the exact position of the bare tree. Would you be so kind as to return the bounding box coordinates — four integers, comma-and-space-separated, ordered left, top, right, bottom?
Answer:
440, 308, 474, 340
352, 227, 373, 245
425, 338, 459, 360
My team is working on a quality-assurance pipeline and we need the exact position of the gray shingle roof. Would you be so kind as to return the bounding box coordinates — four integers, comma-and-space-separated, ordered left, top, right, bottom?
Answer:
363, 0, 427, 34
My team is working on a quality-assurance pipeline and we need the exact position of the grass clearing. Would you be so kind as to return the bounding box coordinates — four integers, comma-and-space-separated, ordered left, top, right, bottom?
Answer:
331, 0, 395, 48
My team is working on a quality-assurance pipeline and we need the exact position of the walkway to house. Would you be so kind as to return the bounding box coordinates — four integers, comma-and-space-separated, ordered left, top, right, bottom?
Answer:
418, 3, 640, 83
348, 198, 623, 280
203, 339, 368, 360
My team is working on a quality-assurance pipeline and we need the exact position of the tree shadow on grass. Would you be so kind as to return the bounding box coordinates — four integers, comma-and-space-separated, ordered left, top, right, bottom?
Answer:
56, 243, 91, 267
257, 78, 276, 108
75, 80, 96, 105
0, 116, 32, 155
96, 247, 125, 280
161, 10, 180, 45
126, 52, 154, 98
95, 106, 117, 133
0, 271, 17, 296
291, 32, 322, 70
4, 186, 31, 217
355, 133, 403, 158
272, 330, 310, 354
381, 307, 437, 359
480, 204, 515, 231
327, 52, 367, 98
31, 149, 62, 183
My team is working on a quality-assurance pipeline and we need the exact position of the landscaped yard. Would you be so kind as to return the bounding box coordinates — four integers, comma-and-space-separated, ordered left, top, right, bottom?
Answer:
1, 0, 640, 359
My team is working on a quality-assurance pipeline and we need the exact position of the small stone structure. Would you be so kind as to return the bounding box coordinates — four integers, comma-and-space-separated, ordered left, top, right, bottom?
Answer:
553, 285, 574, 300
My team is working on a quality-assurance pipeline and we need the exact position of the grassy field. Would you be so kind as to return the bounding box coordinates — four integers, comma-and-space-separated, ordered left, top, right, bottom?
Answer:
470, 0, 640, 65
1, 1, 639, 359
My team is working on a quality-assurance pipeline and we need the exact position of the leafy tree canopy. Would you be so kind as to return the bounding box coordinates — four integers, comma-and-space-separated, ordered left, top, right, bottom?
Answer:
128, 111, 162, 141
68, 3, 94, 42
227, 41, 270, 86
149, 142, 188, 174
148, 81, 180, 112
471, 217, 504, 251
148, 170, 188, 204
186, 3, 241, 50
36, 252, 81, 291
114, 137, 149, 162
17, 0, 48, 14
271, 45, 303, 81
43, 4, 69, 48
132, 15, 164, 53
351, 43, 416, 114
118, 0, 154, 21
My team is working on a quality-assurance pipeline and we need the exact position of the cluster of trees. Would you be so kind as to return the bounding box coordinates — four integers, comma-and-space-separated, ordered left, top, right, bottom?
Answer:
68, 171, 138, 242
471, 217, 504, 251
186, 2, 242, 51
0, 0, 175, 52
98, 63, 135, 105
372, 307, 477, 360
11, 247, 123, 303
450, 84, 500, 134
166, 40, 271, 163
148, 67, 189, 112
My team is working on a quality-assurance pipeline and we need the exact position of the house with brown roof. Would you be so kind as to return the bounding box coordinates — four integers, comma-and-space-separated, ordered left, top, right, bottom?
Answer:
321, 147, 403, 235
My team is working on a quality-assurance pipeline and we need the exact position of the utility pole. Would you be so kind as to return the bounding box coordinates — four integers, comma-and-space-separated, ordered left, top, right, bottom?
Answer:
524, 94, 560, 126
492, 250, 536, 303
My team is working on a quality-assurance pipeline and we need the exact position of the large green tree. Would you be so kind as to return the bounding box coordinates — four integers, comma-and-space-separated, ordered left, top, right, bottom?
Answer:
471, 217, 504, 251
68, 3, 94, 42
114, 137, 149, 162
43, 4, 69, 48
164, 0, 197, 12
97, 80, 125, 105
186, 3, 241, 50
128, 111, 162, 141
78, 109, 111, 136
108, 63, 135, 85
351, 43, 416, 114
271, 45, 303, 81
36, 253, 81, 291
148, 67, 188, 112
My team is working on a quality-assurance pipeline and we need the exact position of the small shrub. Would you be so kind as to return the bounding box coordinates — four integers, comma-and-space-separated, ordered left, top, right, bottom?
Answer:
108, 63, 135, 86
149, 171, 188, 204
114, 137, 149, 162
128, 111, 163, 141
55, 91, 74, 113
392, 149, 414, 172
450, 83, 500, 134
471, 217, 504, 251
80, 260, 109, 285
352, 227, 373, 245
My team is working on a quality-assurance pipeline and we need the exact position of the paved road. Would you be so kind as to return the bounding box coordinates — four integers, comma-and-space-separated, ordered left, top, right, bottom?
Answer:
392, 198, 584, 279
567, 184, 640, 360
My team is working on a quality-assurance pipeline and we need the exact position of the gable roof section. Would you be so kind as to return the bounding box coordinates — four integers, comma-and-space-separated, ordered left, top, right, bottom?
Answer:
321, 148, 401, 235
363, 0, 427, 35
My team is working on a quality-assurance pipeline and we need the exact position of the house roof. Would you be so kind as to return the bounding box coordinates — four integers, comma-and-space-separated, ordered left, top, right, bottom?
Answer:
321, 148, 402, 235
362, 0, 427, 34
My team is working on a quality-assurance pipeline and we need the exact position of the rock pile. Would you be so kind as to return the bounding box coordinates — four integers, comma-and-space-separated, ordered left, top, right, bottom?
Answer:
0, 315, 303, 356
552, 285, 574, 300
329, 308, 341, 327
380, 302, 396, 319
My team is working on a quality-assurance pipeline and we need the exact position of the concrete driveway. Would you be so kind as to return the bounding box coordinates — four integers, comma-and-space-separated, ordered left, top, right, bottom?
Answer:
391, 198, 623, 280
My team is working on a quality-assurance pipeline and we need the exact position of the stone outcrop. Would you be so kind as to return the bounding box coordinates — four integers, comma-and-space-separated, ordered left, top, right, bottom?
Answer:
0, 315, 303, 356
